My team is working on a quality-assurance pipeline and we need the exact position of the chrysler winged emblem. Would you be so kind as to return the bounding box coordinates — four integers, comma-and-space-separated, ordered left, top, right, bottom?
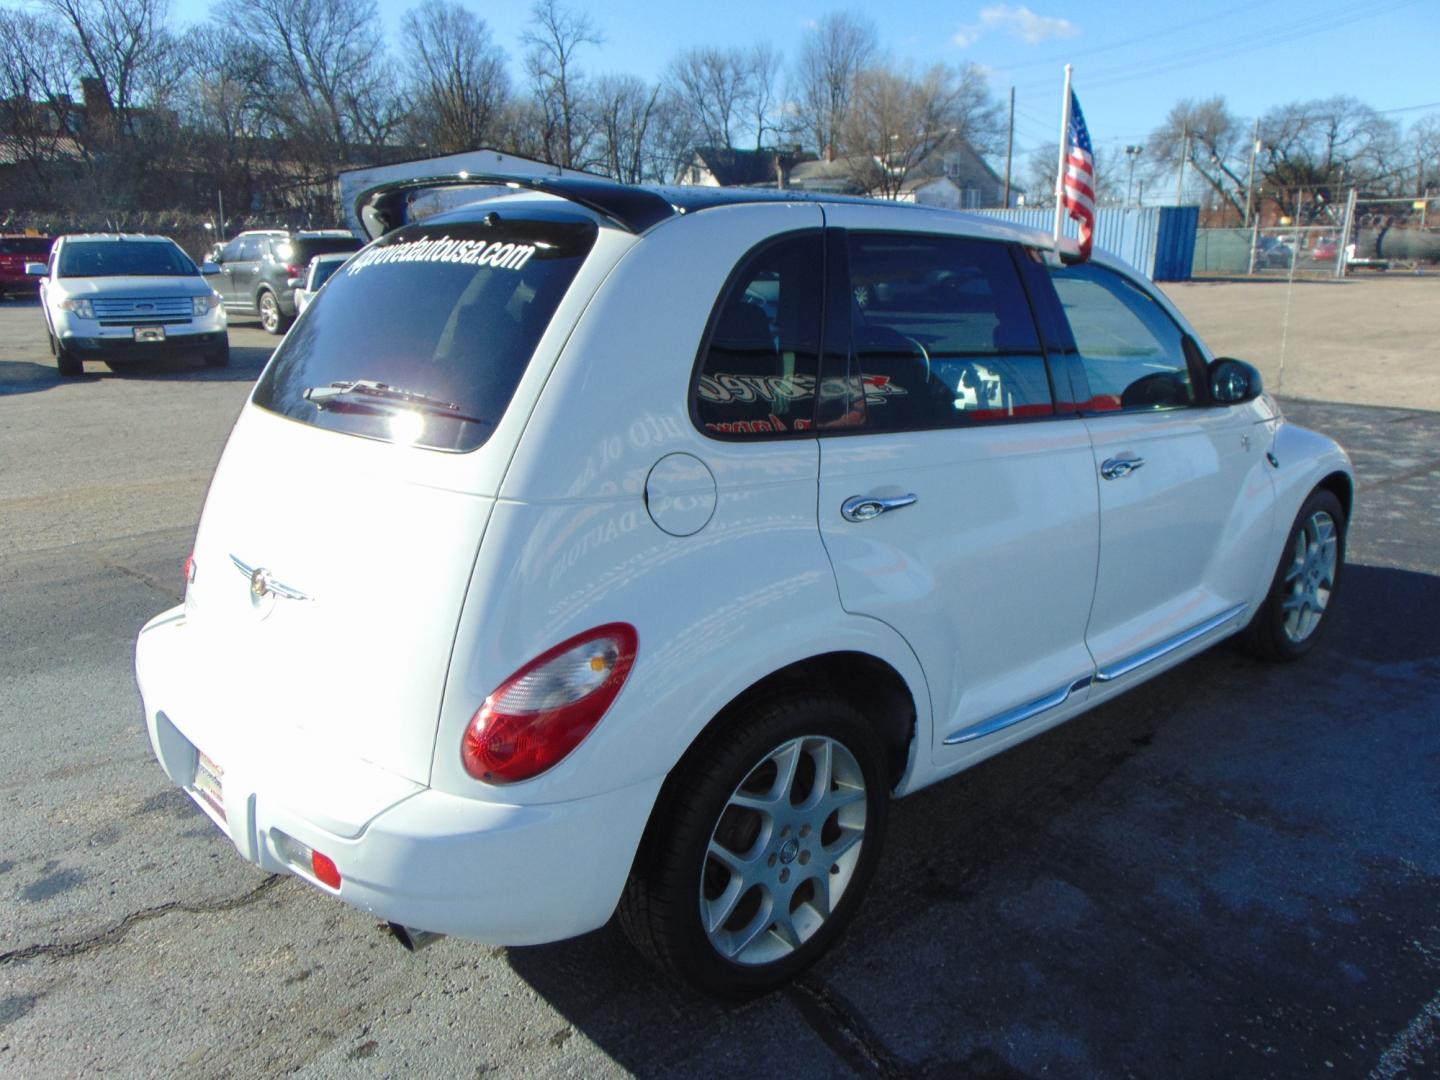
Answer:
229, 555, 312, 601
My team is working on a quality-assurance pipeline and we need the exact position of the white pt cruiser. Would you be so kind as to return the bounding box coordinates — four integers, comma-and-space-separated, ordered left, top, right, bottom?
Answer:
135, 175, 1352, 997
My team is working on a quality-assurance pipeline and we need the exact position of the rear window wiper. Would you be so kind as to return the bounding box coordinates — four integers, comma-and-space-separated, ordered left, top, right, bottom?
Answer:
302, 380, 489, 425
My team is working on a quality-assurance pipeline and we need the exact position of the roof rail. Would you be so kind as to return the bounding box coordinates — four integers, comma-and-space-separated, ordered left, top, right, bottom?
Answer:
353, 172, 680, 240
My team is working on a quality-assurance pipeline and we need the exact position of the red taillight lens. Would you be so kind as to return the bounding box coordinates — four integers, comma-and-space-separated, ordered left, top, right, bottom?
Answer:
462, 623, 638, 784
183, 553, 196, 584
285, 264, 302, 276
311, 851, 342, 890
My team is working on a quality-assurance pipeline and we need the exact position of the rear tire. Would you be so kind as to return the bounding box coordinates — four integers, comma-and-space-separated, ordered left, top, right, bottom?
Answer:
1241, 488, 1346, 661
618, 693, 889, 998
54, 338, 82, 377
258, 289, 290, 335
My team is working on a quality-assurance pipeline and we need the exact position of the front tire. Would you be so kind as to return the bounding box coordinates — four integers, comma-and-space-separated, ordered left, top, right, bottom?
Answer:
1242, 488, 1346, 661
54, 338, 83, 377
619, 693, 890, 998
257, 290, 290, 335
204, 335, 230, 368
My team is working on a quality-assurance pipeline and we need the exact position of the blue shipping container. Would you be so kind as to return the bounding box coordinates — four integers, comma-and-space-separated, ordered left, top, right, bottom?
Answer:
968, 206, 1198, 282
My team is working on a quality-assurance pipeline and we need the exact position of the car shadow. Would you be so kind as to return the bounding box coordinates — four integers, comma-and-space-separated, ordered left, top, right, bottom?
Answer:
502, 561, 1440, 1076
0, 344, 273, 395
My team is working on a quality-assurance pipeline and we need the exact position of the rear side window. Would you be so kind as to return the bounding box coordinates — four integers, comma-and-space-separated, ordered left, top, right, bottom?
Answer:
252, 214, 597, 453
840, 233, 1054, 431
1048, 263, 1196, 412
694, 232, 824, 437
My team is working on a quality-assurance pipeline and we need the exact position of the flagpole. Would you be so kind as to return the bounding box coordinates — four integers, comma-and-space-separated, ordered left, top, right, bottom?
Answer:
1052, 64, 1074, 256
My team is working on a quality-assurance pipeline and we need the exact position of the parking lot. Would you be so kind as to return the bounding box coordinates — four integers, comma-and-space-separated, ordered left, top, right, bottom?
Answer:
2, 284, 1438, 1077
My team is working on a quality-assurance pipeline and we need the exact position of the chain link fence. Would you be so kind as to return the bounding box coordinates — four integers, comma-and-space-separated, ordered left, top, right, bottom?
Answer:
1193, 192, 1440, 279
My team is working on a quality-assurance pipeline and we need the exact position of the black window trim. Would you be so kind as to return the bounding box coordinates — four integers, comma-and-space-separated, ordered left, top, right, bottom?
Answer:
813, 228, 1075, 441
687, 227, 828, 444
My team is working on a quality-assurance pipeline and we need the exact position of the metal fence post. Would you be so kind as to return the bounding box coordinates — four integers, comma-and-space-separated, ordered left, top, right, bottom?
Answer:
1248, 217, 1260, 275
1336, 189, 1357, 280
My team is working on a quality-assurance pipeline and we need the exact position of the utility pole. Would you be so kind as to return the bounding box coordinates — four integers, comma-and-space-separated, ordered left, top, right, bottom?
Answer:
1243, 118, 1260, 228
1175, 124, 1189, 206
1124, 145, 1143, 207
1003, 86, 1015, 207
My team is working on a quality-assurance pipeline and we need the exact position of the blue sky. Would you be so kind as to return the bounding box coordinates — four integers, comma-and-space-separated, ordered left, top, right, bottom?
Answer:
175, 0, 1440, 161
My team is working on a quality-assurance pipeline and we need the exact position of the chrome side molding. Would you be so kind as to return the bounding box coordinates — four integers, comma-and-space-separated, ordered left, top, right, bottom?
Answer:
943, 674, 1095, 746
1094, 603, 1247, 683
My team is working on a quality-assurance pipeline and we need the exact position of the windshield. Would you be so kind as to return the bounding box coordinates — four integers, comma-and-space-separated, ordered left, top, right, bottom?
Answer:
59, 241, 197, 278
279, 237, 363, 265
252, 212, 598, 453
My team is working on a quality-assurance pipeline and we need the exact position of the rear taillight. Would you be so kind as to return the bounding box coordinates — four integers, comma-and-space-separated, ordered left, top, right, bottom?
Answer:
183, 553, 196, 584
285, 264, 302, 276
462, 623, 638, 784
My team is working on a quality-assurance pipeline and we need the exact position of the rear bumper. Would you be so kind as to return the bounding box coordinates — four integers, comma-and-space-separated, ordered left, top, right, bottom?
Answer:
134, 607, 660, 945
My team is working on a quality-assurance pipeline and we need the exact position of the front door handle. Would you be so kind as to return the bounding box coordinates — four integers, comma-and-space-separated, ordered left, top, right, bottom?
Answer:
841, 493, 917, 522
1100, 456, 1145, 480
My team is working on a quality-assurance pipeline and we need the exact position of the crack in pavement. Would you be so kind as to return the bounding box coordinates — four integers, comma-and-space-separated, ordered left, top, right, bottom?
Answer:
786, 977, 908, 1078
0, 875, 283, 968
99, 558, 183, 602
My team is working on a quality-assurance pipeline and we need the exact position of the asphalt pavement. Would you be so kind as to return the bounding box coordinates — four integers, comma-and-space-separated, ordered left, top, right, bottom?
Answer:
1, 297, 1437, 1078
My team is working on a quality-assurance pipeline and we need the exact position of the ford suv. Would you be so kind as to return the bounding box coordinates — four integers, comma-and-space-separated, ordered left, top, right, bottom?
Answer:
135, 174, 1352, 997
35, 234, 228, 376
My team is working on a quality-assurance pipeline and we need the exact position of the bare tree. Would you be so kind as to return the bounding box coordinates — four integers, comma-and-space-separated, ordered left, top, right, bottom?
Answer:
591, 73, 664, 183
400, 0, 509, 154
1259, 96, 1399, 212
1147, 97, 1249, 221
1411, 113, 1440, 196
666, 47, 747, 150
793, 10, 877, 156
839, 63, 1003, 199
39, 0, 177, 131
237, 0, 391, 167
0, 8, 80, 200
521, 0, 601, 168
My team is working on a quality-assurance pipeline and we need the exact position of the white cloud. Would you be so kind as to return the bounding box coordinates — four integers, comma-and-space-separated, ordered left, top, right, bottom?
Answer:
953, 5, 1079, 48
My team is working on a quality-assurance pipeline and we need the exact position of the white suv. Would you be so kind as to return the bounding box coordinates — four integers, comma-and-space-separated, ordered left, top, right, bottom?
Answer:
134, 175, 1352, 997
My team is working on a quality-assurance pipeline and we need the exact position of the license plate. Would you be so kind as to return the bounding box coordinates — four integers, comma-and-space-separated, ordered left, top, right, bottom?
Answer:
194, 750, 225, 820
133, 326, 165, 342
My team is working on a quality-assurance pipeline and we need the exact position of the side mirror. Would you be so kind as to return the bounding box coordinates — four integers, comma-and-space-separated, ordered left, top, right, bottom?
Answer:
1209, 358, 1263, 405
201, 261, 221, 275
25, 262, 47, 277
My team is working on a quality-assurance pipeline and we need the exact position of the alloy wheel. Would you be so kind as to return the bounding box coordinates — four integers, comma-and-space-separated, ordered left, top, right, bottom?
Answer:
1281, 510, 1338, 643
700, 735, 867, 966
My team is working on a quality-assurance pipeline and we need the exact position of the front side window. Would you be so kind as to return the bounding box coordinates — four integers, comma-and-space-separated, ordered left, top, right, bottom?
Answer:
252, 213, 597, 453
58, 240, 196, 278
1049, 263, 1196, 412
693, 232, 824, 437
840, 233, 1054, 432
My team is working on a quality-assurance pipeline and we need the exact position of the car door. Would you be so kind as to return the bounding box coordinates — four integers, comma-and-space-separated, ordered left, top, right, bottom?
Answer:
1035, 261, 1276, 681
814, 212, 1101, 762
228, 236, 262, 309
214, 238, 244, 305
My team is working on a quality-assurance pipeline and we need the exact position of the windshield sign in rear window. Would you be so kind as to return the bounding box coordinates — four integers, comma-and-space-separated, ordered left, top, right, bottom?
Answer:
252, 215, 597, 453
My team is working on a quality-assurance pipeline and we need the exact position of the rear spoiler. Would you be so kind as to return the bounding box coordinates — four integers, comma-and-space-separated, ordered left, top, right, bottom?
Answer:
353, 172, 680, 241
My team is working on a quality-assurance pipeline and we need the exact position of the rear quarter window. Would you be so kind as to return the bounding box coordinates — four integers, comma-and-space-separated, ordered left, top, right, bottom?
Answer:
251, 214, 598, 453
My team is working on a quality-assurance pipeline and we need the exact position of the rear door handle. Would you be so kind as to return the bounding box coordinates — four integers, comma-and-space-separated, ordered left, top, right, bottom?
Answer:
1100, 456, 1145, 480
841, 493, 917, 522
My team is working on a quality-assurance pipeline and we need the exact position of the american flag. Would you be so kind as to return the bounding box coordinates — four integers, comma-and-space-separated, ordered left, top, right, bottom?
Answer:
1062, 89, 1096, 260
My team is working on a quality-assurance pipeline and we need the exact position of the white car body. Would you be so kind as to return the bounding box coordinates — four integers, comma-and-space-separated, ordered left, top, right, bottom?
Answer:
36, 234, 227, 371
134, 179, 1353, 979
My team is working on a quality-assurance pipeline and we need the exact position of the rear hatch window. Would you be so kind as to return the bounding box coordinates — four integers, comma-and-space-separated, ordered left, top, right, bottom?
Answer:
0, 237, 52, 257
279, 236, 363, 265
252, 213, 598, 453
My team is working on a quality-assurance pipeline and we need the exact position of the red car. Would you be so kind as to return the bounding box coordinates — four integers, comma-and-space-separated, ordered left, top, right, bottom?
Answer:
1311, 237, 1339, 262
0, 234, 53, 297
